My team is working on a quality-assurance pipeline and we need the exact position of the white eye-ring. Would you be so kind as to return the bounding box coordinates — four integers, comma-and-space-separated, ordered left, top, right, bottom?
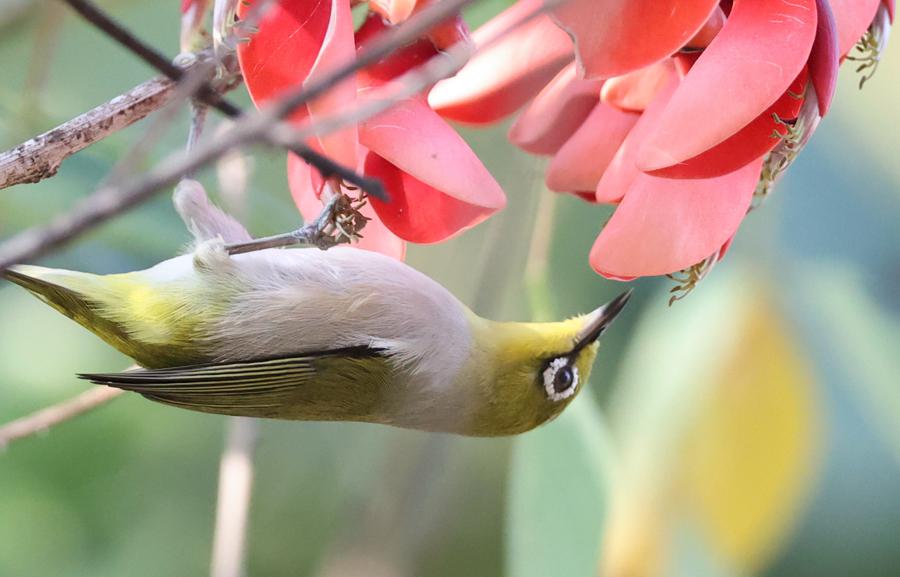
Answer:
542, 357, 579, 402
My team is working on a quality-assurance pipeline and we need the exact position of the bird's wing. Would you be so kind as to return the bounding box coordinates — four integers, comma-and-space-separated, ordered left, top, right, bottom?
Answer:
78, 348, 392, 419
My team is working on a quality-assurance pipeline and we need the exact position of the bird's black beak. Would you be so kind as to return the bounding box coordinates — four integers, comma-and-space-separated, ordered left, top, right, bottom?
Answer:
571, 290, 633, 354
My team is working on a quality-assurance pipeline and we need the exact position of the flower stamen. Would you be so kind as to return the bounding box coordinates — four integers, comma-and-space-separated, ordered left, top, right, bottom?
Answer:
666, 254, 719, 306
754, 84, 821, 209
847, 5, 892, 89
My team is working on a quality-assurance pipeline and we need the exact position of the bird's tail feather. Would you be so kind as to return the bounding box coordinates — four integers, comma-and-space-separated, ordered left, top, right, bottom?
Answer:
4, 265, 136, 357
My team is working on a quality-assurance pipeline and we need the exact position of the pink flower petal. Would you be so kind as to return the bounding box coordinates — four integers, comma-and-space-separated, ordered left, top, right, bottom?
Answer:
508, 63, 602, 155
306, 0, 359, 167
600, 58, 678, 113
551, 0, 719, 79
809, 0, 840, 115
428, 0, 573, 124
648, 69, 808, 179
365, 153, 497, 243
236, 0, 333, 122
546, 102, 639, 194
596, 77, 679, 204
829, 0, 881, 55
360, 97, 506, 210
886, 0, 895, 22
590, 156, 765, 278
638, 0, 818, 172
288, 152, 406, 259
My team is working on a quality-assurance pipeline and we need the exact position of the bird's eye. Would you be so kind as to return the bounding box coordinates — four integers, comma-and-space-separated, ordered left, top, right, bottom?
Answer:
542, 357, 579, 402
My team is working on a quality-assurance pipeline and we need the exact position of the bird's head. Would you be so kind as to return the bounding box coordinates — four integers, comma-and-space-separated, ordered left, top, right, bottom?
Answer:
466, 291, 632, 436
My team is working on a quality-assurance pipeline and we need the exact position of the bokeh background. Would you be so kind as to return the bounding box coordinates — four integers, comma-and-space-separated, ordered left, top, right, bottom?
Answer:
1, 1, 899, 576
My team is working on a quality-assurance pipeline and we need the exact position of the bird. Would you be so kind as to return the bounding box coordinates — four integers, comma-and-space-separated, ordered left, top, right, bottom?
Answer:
3, 181, 631, 436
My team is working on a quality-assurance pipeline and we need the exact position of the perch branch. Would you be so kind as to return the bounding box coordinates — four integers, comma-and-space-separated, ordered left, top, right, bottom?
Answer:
225, 191, 371, 254
0, 387, 124, 449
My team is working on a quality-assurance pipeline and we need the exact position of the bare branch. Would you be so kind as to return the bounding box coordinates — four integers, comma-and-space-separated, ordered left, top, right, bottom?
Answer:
0, 387, 124, 449
0, 76, 175, 189
210, 417, 259, 577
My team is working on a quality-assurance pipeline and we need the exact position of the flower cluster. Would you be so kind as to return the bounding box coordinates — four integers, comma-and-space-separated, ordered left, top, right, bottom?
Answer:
431, 0, 894, 280
232, 0, 893, 281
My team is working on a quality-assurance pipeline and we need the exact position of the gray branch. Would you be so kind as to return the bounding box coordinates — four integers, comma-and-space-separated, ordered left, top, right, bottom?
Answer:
0, 387, 124, 449
0, 76, 174, 189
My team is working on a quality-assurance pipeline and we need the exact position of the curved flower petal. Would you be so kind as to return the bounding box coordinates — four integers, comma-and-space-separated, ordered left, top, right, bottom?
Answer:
648, 70, 808, 179
638, 0, 818, 172
508, 63, 602, 155
306, 0, 359, 166
551, 0, 719, 79
355, 12, 466, 86
808, 0, 840, 115
589, 156, 765, 278
546, 103, 639, 194
829, 0, 881, 55
288, 153, 406, 259
365, 153, 497, 243
428, 0, 573, 124
360, 97, 506, 210
236, 0, 333, 121
886, 0, 896, 22
600, 58, 678, 113
596, 78, 679, 204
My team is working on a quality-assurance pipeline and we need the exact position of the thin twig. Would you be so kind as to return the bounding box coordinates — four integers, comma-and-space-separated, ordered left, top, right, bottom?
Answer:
210, 417, 259, 577
0, 387, 124, 449
59, 0, 240, 116
0, 76, 175, 189
59, 0, 382, 197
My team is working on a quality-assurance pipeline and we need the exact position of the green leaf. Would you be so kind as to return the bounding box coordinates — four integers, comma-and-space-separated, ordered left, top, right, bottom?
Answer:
506, 394, 614, 577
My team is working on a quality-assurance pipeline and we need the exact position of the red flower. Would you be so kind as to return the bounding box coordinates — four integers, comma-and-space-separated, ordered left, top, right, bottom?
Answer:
236, 0, 506, 259
431, 0, 892, 280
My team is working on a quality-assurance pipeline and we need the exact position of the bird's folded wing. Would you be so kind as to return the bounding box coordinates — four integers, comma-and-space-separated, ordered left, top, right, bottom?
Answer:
80, 356, 317, 409
78, 349, 386, 416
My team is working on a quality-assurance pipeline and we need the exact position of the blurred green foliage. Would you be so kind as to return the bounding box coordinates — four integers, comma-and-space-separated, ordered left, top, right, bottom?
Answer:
1, 1, 899, 577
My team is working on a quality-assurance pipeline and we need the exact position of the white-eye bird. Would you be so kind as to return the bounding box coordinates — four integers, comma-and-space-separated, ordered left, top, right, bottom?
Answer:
3, 182, 630, 436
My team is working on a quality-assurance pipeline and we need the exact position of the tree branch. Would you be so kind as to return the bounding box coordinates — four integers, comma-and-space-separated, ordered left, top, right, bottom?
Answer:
0, 76, 175, 189
210, 417, 259, 577
0, 387, 124, 449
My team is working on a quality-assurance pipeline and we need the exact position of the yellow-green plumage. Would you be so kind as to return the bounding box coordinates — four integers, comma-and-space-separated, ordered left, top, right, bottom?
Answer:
4, 245, 629, 436
6, 264, 222, 367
